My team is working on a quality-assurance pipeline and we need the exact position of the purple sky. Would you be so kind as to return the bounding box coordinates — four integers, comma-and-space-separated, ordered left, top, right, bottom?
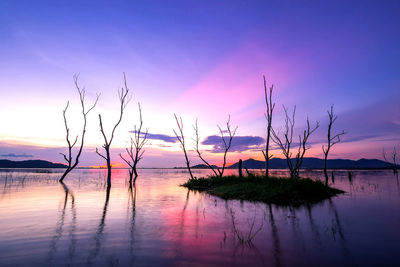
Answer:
0, 1, 399, 167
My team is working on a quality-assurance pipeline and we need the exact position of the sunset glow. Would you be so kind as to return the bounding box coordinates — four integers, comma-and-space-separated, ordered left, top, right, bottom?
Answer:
1, 2, 400, 266
0, 1, 399, 168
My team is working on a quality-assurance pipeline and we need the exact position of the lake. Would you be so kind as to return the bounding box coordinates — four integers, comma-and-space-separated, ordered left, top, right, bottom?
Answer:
0, 168, 399, 266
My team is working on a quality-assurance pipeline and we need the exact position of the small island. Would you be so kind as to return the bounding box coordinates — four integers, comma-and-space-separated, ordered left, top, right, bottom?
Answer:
183, 175, 344, 206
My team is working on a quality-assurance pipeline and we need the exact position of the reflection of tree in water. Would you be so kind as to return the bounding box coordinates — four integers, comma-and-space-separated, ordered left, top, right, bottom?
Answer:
306, 204, 321, 245
226, 204, 265, 264
68, 185, 77, 264
174, 189, 191, 259
268, 204, 281, 267
46, 182, 77, 265
182, 189, 190, 212
128, 183, 137, 266
87, 185, 111, 264
328, 199, 344, 240
326, 199, 353, 264
194, 193, 205, 240
267, 200, 351, 266
395, 172, 399, 193
287, 206, 306, 254
229, 208, 263, 247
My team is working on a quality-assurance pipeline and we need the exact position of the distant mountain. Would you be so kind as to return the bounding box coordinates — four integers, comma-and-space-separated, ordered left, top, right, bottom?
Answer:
191, 164, 218, 169
228, 157, 397, 170
0, 159, 67, 168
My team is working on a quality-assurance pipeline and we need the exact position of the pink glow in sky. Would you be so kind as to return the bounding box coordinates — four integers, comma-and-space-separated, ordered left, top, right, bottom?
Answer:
0, 1, 399, 167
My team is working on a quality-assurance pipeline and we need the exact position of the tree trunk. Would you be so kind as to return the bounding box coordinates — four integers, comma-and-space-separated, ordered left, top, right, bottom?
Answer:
106, 149, 111, 186
238, 159, 243, 178
323, 153, 329, 185
290, 169, 297, 179
59, 167, 72, 183
128, 170, 133, 184
133, 161, 138, 183
265, 125, 271, 177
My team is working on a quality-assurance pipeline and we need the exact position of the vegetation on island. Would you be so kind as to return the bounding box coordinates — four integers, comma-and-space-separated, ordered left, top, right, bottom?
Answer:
183, 174, 344, 206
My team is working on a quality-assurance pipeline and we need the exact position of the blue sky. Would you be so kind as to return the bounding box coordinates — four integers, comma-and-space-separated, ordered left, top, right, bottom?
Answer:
0, 0, 399, 167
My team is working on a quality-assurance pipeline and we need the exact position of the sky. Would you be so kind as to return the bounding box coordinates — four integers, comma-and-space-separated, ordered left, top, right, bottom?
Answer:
0, 0, 399, 167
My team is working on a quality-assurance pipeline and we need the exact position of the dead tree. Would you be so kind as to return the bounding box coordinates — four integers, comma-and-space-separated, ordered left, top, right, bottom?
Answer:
293, 118, 320, 177
383, 147, 398, 174
120, 103, 148, 184
271, 105, 319, 178
261, 75, 275, 177
173, 114, 195, 180
193, 116, 237, 177
193, 119, 218, 177
216, 115, 238, 177
59, 74, 99, 182
96, 74, 131, 186
322, 105, 346, 184
271, 106, 295, 178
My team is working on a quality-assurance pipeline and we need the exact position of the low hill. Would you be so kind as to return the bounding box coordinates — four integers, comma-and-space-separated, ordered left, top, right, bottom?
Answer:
192, 164, 219, 169
0, 159, 67, 168
228, 157, 396, 170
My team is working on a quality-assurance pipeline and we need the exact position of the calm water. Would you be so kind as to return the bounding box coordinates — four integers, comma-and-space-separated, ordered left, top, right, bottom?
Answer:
0, 168, 399, 266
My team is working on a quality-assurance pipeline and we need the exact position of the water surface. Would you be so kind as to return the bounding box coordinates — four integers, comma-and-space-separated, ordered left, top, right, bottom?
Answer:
0, 169, 399, 266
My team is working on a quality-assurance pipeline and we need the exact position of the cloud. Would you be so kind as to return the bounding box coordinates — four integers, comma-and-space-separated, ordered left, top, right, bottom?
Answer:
202, 135, 265, 153
1, 153, 34, 158
129, 131, 178, 143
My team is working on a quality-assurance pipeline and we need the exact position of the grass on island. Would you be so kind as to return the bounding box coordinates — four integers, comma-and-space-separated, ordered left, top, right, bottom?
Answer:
182, 175, 344, 206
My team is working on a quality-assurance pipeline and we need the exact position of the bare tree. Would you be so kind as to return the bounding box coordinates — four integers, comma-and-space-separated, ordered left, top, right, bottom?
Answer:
193, 119, 219, 177
96, 74, 131, 186
383, 147, 398, 174
59, 74, 99, 182
173, 114, 195, 180
293, 118, 320, 177
322, 105, 346, 184
261, 75, 275, 177
216, 115, 238, 177
192, 117, 237, 177
271, 106, 295, 178
120, 103, 148, 184
271, 105, 319, 178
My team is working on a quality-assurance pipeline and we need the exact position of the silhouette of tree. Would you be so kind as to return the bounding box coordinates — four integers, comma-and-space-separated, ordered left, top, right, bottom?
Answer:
96, 73, 131, 187
271, 105, 319, 178
59, 74, 99, 182
193, 119, 218, 177
322, 105, 345, 184
261, 75, 275, 177
383, 147, 398, 174
216, 115, 238, 177
173, 114, 195, 180
193, 116, 237, 177
120, 103, 148, 184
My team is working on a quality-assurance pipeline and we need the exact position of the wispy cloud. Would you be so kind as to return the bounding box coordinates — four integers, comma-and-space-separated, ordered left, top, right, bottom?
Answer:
202, 135, 265, 153
129, 131, 178, 143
